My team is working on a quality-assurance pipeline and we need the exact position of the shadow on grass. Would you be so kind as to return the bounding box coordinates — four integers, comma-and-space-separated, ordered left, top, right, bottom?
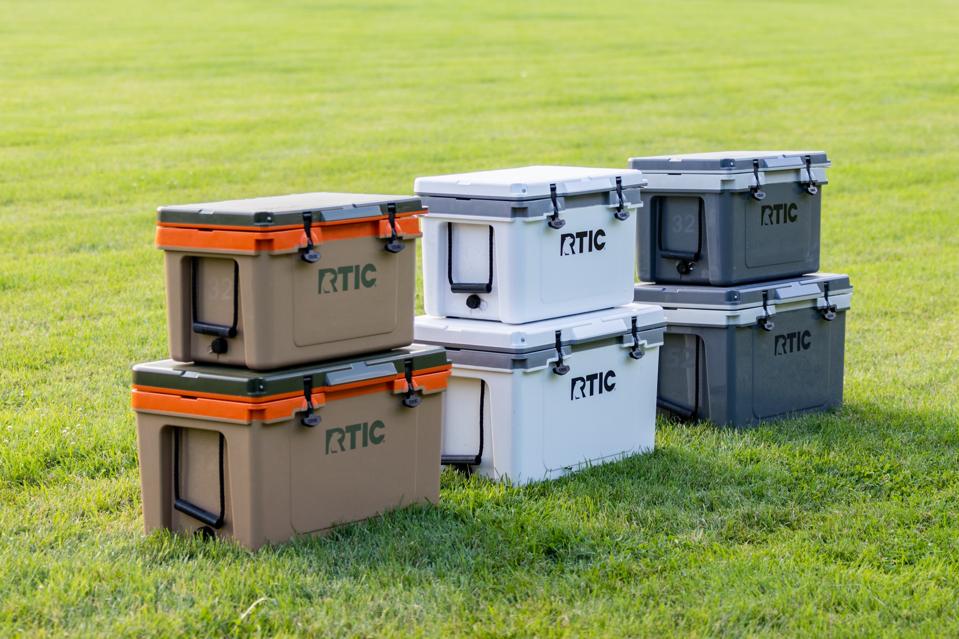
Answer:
137, 400, 959, 583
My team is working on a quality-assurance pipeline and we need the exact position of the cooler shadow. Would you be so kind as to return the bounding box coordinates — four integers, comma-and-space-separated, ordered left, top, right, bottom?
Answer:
142, 400, 957, 583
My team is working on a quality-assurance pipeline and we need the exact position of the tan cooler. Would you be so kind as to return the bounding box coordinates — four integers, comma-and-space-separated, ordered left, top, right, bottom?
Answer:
132, 345, 450, 550
156, 192, 424, 370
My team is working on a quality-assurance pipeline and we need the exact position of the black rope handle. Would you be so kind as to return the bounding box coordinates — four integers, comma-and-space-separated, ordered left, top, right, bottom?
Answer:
191, 257, 239, 355
173, 428, 225, 530
447, 223, 494, 294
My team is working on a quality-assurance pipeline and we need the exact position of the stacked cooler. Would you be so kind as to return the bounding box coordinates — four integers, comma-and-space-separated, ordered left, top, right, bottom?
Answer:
412, 167, 667, 485
131, 193, 451, 549
629, 152, 853, 427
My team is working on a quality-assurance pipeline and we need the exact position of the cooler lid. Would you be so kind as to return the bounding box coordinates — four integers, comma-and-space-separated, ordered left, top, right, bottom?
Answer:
414, 304, 665, 353
628, 150, 829, 174
634, 273, 852, 310
132, 344, 447, 398
413, 166, 646, 201
158, 192, 424, 228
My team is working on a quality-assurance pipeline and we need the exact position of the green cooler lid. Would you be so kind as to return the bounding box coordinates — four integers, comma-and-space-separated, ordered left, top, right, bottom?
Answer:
158, 192, 424, 228
132, 344, 448, 398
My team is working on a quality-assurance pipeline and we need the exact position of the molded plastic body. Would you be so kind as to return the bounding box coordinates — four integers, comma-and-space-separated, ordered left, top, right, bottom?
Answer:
132, 349, 449, 550
162, 234, 417, 369
415, 305, 665, 484
417, 166, 643, 324
421, 212, 637, 324
636, 274, 851, 428
630, 151, 829, 285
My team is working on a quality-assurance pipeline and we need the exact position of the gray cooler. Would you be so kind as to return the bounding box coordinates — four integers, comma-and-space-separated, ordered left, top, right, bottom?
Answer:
628, 151, 830, 285
634, 273, 852, 428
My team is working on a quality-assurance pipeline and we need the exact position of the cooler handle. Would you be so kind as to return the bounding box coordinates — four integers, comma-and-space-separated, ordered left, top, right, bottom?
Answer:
447, 223, 493, 295
657, 336, 702, 421
191, 258, 239, 355
657, 397, 696, 420
326, 362, 401, 386
173, 429, 225, 530
441, 381, 485, 467
657, 201, 704, 276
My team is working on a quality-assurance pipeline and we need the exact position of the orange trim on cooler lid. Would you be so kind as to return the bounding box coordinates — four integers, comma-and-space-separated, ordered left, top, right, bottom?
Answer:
155, 211, 423, 253
131, 365, 451, 423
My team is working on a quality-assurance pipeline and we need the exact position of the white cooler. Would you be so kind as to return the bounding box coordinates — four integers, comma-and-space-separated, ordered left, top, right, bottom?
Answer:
414, 304, 665, 485
415, 166, 646, 324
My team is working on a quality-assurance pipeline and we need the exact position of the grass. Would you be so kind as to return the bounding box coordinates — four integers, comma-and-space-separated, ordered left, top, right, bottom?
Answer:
1, 0, 958, 635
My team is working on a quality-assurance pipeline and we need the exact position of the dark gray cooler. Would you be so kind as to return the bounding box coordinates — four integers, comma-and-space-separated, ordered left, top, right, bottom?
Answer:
629, 151, 830, 285
634, 273, 852, 428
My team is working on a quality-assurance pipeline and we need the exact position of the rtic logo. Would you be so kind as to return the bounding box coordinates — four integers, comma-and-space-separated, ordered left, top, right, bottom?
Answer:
560, 229, 606, 256
774, 330, 812, 356
324, 420, 385, 454
318, 264, 377, 294
760, 203, 799, 226
570, 370, 617, 400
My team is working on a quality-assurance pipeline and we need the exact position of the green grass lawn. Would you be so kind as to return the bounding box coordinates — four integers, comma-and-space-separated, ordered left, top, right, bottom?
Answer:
2, 0, 959, 635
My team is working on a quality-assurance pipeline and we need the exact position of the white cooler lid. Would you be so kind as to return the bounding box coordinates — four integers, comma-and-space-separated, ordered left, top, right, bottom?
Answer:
414, 304, 665, 353
414, 165, 646, 201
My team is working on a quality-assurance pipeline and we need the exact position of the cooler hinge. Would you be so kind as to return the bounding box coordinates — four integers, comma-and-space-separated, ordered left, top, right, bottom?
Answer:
801, 155, 819, 196
300, 375, 321, 427
756, 290, 775, 332
547, 183, 566, 229
401, 359, 422, 408
613, 176, 630, 221
749, 159, 766, 201
384, 202, 405, 253
300, 212, 320, 263
551, 330, 570, 375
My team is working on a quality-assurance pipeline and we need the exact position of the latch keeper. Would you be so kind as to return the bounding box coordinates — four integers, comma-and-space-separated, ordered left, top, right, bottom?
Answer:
819, 281, 837, 321
628, 317, 645, 359
401, 359, 421, 408
551, 330, 570, 375
547, 183, 566, 229
300, 212, 320, 263
613, 176, 630, 221
384, 202, 405, 253
300, 375, 321, 427
756, 290, 775, 331
801, 155, 819, 195
749, 159, 766, 201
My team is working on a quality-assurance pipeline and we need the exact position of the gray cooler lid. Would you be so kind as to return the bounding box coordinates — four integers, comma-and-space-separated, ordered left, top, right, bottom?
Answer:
158, 192, 423, 228
415, 304, 665, 370
628, 150, 829, 173
415, 304, 664, 353
132, 344, 447, 398
634, 273, 852, 310
414, 166, 646, 202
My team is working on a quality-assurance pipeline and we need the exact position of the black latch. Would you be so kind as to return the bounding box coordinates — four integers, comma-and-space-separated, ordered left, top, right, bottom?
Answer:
551, 330, 570, 375
801, 154, 819, 195
628, 316, 645, 360
613, 176, 629, 221
300, 375, 321, 427
749, 159, 766, 201
819, 281, 837, 321
547, 183, 566, 229
756, 290, 775, 331
384, 202, 404, 253
401, 359, 421, 408
300, 212, 320, 263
